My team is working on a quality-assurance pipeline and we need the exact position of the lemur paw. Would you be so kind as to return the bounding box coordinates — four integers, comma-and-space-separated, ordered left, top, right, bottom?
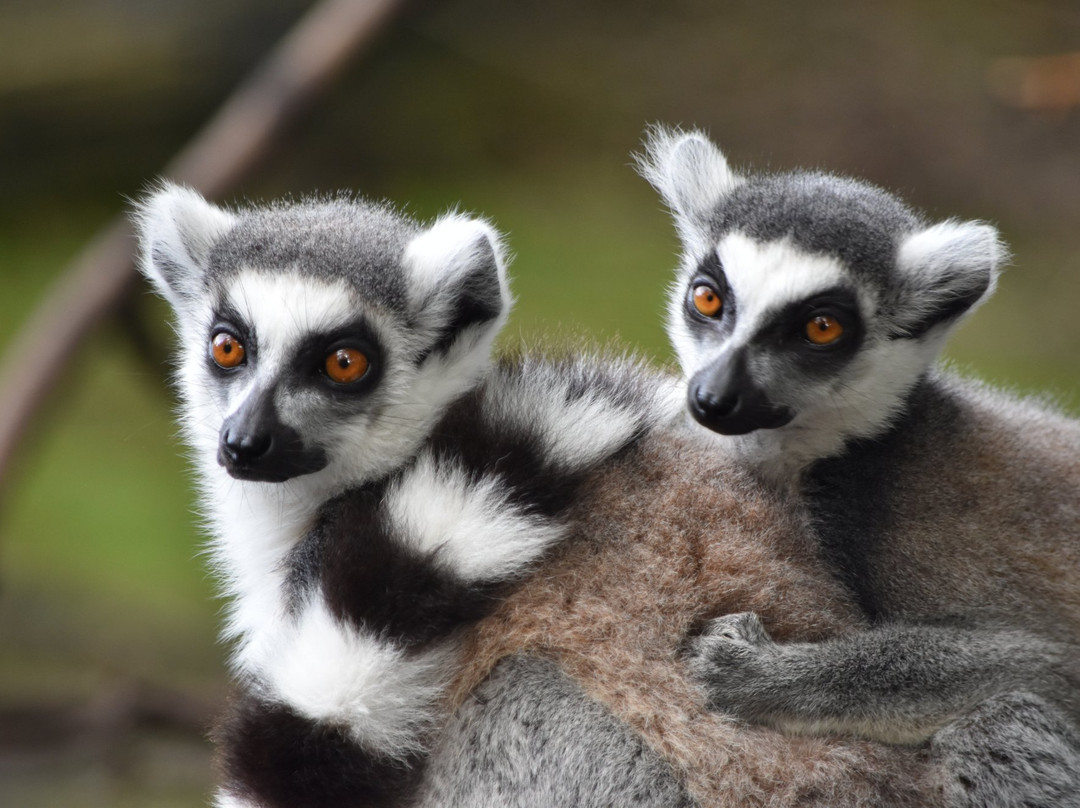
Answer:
685, 612, 778, 716
696, 611, 772, 647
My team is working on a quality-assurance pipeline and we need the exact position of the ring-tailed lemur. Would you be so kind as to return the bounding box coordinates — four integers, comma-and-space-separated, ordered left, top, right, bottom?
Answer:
137, 185, 960, 806
135, 184, 691, 806
638, 126, 1080, 800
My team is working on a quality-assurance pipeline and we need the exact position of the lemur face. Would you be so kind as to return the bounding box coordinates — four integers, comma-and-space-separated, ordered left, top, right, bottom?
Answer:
137, 185, 509, 488
197, 271, 387, 482
671, 234, 868, 436
639, 126, 1003, 451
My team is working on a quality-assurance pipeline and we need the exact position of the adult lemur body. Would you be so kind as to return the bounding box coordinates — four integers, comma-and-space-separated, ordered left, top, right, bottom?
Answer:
137, 186, 969, 806
637, 127, 1080, 791
137, 186, 693, 806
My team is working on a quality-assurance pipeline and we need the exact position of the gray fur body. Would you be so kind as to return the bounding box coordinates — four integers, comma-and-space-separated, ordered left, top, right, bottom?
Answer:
807, 372, 1080, 641
417, 655, 693, 808
931, 692, 1080, 807
640, 127, 1080, 803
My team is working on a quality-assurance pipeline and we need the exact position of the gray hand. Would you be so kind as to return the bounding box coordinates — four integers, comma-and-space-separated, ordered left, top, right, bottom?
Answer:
686, 612, 780, 717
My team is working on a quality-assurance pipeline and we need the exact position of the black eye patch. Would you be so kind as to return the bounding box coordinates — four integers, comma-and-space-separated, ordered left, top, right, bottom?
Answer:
207, 302, 257, 376
289, 318, 384, 397
684, 252, 738, 328
751, 287, 864, 368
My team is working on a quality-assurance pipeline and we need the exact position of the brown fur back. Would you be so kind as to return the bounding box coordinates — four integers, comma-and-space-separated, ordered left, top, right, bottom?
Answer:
450, 428, 945, 806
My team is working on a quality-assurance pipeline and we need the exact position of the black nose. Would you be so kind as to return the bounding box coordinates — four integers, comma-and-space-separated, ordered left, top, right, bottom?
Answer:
217, 389, 329, 482
693, 384, 740, 419
220, 427, 272, 465
687, 355, 795, 436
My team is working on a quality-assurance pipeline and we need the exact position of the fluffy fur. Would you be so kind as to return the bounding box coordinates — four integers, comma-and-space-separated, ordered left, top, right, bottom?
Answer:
637, 126, 1004, 483
447, 425, 947, 807
638, 127, 1080, 800
136, 185, 686, 805
138, 178, 1060, 807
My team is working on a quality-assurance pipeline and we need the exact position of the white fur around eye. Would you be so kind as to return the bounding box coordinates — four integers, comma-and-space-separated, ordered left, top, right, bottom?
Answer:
221, 271, 360, 368
718, 234, 850, 337
668, 234, 856, 377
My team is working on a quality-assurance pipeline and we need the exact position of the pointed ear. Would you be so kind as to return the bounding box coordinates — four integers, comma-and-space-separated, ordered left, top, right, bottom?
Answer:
132, 182, 237, 311
635, 125, 743, 254
402, 213, 512, 360
892, 220, 1007, 338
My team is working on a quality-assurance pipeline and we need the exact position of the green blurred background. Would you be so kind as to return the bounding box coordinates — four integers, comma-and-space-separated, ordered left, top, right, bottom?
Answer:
1, 1, 1078, 804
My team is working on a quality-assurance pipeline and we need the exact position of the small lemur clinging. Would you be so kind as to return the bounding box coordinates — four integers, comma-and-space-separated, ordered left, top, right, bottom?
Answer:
136, 185, 983, 806
638, 126, 1080, 791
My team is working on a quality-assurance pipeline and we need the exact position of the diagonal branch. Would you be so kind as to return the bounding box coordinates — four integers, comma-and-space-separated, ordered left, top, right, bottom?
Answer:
0, 0, 411, 495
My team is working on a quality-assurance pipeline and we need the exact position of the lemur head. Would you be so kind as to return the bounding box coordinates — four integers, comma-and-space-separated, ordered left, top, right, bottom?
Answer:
638, 126, 1006, 471
135, 184, 510, 493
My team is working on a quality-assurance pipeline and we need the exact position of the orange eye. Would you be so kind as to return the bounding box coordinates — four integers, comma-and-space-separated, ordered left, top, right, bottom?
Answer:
805, 315, 844, 345
211, 332, 246, 369
325, 347, 369, 384
692, 284, 723, 317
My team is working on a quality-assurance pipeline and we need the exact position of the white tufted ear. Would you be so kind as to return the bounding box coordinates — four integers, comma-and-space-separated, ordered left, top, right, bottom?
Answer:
133, 182, 237, 312
636, 125, 743, 255
402, 213, 512, 360
893, 220, 1007, 337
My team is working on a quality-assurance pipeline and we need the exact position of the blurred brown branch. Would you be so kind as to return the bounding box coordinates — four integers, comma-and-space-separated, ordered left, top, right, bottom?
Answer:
0, 679, 220, 753
988, 51, 1080, 112
0, 0, 410, 496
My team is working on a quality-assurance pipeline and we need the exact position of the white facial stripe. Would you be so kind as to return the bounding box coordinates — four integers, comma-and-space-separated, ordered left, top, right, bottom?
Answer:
222, 270, 365, 371
666, 272, 705, 375
387, 455, 566, 581
263, 599, 455, 756
717, 233, 850, 344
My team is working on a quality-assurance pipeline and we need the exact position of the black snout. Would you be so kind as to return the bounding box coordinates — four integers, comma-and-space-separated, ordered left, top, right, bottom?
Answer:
220, 427, 272, 466
688, 353, 794, 436
693, 386, 740, 420
218, 390, 328, 482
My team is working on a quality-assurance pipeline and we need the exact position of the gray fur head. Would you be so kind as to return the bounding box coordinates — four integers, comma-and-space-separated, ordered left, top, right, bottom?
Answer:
134, 183, 511, 492
637, 126, 1006, 475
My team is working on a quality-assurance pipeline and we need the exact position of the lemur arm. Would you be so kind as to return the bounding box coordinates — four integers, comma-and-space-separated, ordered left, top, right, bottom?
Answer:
687, 612, 1076, 745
